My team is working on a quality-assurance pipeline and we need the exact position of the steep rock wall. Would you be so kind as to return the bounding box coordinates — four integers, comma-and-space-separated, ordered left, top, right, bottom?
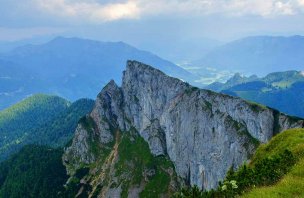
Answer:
64, 60, 304, 190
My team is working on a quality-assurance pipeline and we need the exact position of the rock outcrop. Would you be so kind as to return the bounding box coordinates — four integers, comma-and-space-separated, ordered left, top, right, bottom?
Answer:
64, 60, 304, 194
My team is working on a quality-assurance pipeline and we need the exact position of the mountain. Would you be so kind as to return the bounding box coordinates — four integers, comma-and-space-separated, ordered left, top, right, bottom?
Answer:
140, 37, 222, 64
206, 73, 259, 92
0, 36, 50, 53
195, 35, 304, 76
0, 37, 197, 110
62, 60, 303, 197
0, 145, 68, 198
206, 71, 304, 118
0, 94, 94, 161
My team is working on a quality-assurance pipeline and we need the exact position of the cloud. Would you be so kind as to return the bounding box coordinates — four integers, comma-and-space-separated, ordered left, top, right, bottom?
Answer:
298, 0, 304, 5
35, 0, 140, 23
138, 0, 301, 17
32, 0, 304, 24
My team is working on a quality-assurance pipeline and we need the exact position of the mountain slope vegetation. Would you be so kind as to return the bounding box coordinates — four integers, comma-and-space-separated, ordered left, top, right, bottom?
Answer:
242, 128, 304, 197
0, 145, 68, 198
63, 127, 178, 197
0, 94, 94, 161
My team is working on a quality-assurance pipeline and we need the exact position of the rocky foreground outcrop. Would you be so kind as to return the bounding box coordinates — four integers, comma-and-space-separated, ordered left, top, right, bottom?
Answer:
64, 60, 304, 195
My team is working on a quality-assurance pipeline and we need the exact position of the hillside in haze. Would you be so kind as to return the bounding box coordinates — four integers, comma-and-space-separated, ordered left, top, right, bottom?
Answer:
194, 36, 304, 76
0, 94, 94, 161
206, 70, 304, 118
0, 37, 197, 110
143, 37, 222, 64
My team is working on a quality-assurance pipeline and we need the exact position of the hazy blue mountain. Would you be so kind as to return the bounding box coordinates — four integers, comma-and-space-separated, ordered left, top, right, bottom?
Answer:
140, 37, 222, 64
0, 36, 51, 53
207, 71, 304, 118
195, 35, 304, 76
206, 73, 259, 92
0, 37, 196, 110
0, 94, 94, 161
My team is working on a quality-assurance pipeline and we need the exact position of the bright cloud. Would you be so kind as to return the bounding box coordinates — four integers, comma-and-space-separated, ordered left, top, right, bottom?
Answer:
33, 0, 304, 23
35, 0, 140, 22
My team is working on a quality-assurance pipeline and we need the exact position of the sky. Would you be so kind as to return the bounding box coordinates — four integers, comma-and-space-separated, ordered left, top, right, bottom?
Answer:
1, 0, 304, 61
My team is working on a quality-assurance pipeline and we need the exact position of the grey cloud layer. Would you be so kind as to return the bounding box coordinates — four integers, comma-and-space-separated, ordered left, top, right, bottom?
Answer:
2, 0, 304, 25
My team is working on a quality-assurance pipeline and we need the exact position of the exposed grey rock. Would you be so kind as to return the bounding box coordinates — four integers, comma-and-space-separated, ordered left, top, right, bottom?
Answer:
90, 80, 125, 143
64, 60, 304, 190
63, 123, 95, 169
105, 185, 122, 198
141, 119, 167, 156
63, 80, 124, 171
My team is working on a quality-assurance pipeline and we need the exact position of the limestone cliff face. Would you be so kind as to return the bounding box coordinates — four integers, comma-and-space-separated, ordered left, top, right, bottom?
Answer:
64, 60, 304, 191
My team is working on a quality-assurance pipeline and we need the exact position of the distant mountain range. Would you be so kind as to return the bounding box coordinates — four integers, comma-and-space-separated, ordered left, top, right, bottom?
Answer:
2, 35, 304, 109
206, 70, 304, 118
142, 37, 222, 64
0, 36, 50, 53
193, 35, 304, 77
0, 37, 197, 110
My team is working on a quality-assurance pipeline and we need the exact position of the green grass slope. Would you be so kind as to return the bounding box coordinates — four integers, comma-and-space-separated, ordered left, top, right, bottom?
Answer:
0, 94, 94, 161
242, 128, 304, 198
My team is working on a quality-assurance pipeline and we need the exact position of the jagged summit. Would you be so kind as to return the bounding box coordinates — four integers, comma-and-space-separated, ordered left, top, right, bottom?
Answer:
126, 60, 167, 75
123, 60, 188, 89
98, 79, 119, 93
64, 61, 304, 196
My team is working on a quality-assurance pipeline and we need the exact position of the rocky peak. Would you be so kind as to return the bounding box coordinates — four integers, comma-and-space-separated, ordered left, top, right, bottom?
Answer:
64, 60, 304, 193
226, 72, 253, 87
228, 72, 243, 81
91, 79, 124, 142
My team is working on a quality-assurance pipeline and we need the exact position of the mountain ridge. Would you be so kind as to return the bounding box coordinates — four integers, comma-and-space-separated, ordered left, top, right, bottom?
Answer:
0, 94, 94, 161
207, 70, 304, 118
63, 60, 303, 197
